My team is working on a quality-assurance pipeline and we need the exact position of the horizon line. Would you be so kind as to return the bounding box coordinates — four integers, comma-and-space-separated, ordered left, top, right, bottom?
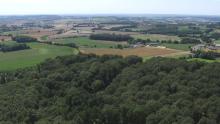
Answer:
0, 13, 219, 17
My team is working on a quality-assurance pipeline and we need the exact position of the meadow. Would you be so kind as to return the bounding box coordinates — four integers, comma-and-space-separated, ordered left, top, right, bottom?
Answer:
161, 43, 194, 51
0, 42, 78, 71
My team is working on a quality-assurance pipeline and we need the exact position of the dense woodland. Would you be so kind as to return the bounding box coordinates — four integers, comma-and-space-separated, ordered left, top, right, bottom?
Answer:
0, 54, 220, 124
12, 36, 38, 43
0, 43, 30, 52
90, 33, 133, 41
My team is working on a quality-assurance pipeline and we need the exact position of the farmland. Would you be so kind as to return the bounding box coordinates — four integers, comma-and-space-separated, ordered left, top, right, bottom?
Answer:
0, 42, 78, 71
161, 43, 194, 51
80, 47, 182, 57
54, 37, 128, 48
1, 15, 220, 71
131, 34, 181, 41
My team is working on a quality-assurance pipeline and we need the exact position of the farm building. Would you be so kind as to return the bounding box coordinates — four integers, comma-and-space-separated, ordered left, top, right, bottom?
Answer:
192, 44, 220, 51
192, 44, 206, 51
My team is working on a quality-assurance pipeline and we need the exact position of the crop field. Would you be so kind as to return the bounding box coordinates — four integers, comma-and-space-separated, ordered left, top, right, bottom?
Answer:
131, 34, 181, 41
80, 47, 181, 57
0, 43, 78, 71
54, 37, 128, 48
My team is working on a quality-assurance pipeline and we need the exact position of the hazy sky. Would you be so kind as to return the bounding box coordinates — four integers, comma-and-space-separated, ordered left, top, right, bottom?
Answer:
0, 0, 220, 15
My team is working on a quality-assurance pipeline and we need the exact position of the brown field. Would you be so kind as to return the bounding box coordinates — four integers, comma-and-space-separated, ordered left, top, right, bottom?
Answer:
80, 47, 182, 57
19, 29, 58, 40
0, 36, 12, 41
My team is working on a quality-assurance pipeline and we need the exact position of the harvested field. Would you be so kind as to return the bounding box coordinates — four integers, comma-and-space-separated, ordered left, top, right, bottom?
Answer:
80, 47, 182, 57
0, 36, 12, 41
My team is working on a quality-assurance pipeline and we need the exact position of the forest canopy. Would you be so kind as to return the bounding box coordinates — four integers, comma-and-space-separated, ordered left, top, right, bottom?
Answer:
0, 54, 220, 124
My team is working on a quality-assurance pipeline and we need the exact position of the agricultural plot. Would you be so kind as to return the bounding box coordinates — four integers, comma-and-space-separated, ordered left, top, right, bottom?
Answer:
0, 43, 78, 71
54, 37, 128, 48
131, 34, 181, 41
215, 40, 220, 44
80, 47, 181, 57
161, 43, 194, 51
94, 30, 139, 35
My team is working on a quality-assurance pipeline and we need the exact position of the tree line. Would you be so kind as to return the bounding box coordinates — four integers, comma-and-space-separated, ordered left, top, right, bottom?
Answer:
90, 33, 134, 41
12, 35, 38, 43
0, 54, 220, 124
0, 43, 30, 52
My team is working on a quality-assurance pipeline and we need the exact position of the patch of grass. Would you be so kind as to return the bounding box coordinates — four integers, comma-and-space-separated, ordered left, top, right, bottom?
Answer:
0, 41, 17, 46
187, 58, 220, 63
54, 37, 127, 48
131, 34, 181, 41
178, 26, 189, 31
0, 42, 78, 71
161, 43, 194, 51
215, 40, 220, 44
41, 35, 48, 40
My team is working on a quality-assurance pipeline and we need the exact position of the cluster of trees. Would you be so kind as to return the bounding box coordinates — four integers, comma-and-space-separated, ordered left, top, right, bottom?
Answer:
0, 54, 220, 124
110, 25, 137, 31
144, 26, 203, 36
181, 38, 201, 44
12, 36, 38, 43
0, 43, 30, 52
210, 33, 220, 40
90, 33, 133, 41
192, 50, 220, 60
129, 37, 201, 45
46, 42, 78, 48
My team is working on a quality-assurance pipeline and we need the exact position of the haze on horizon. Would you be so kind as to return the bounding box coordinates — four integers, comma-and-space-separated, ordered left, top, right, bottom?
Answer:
0, 0, 220, 16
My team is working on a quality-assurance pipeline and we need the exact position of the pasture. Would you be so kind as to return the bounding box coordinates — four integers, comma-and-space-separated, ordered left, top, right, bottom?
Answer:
54, 37, 128, 48
0, 43, 78, 71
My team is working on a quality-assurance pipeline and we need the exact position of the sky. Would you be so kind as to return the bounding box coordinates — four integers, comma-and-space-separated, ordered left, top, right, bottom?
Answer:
0, 0, 220, 15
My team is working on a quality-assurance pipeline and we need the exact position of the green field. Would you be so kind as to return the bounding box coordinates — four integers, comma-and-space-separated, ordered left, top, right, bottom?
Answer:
40, 35, 48, 40
188, 58, 220, 63
54, 37, 127, 48
215, 40, 220, 44
0, 43, 78, 71
131, 34, 181, 41
161, 43, 194, 51
0, 41, 17, 46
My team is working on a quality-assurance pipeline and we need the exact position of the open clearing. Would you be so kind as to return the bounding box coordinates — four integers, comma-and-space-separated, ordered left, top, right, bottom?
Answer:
80, 47, 182, 57
54, 37, 128, 48
131, 34, 181, 41
0, 43, 78, 71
